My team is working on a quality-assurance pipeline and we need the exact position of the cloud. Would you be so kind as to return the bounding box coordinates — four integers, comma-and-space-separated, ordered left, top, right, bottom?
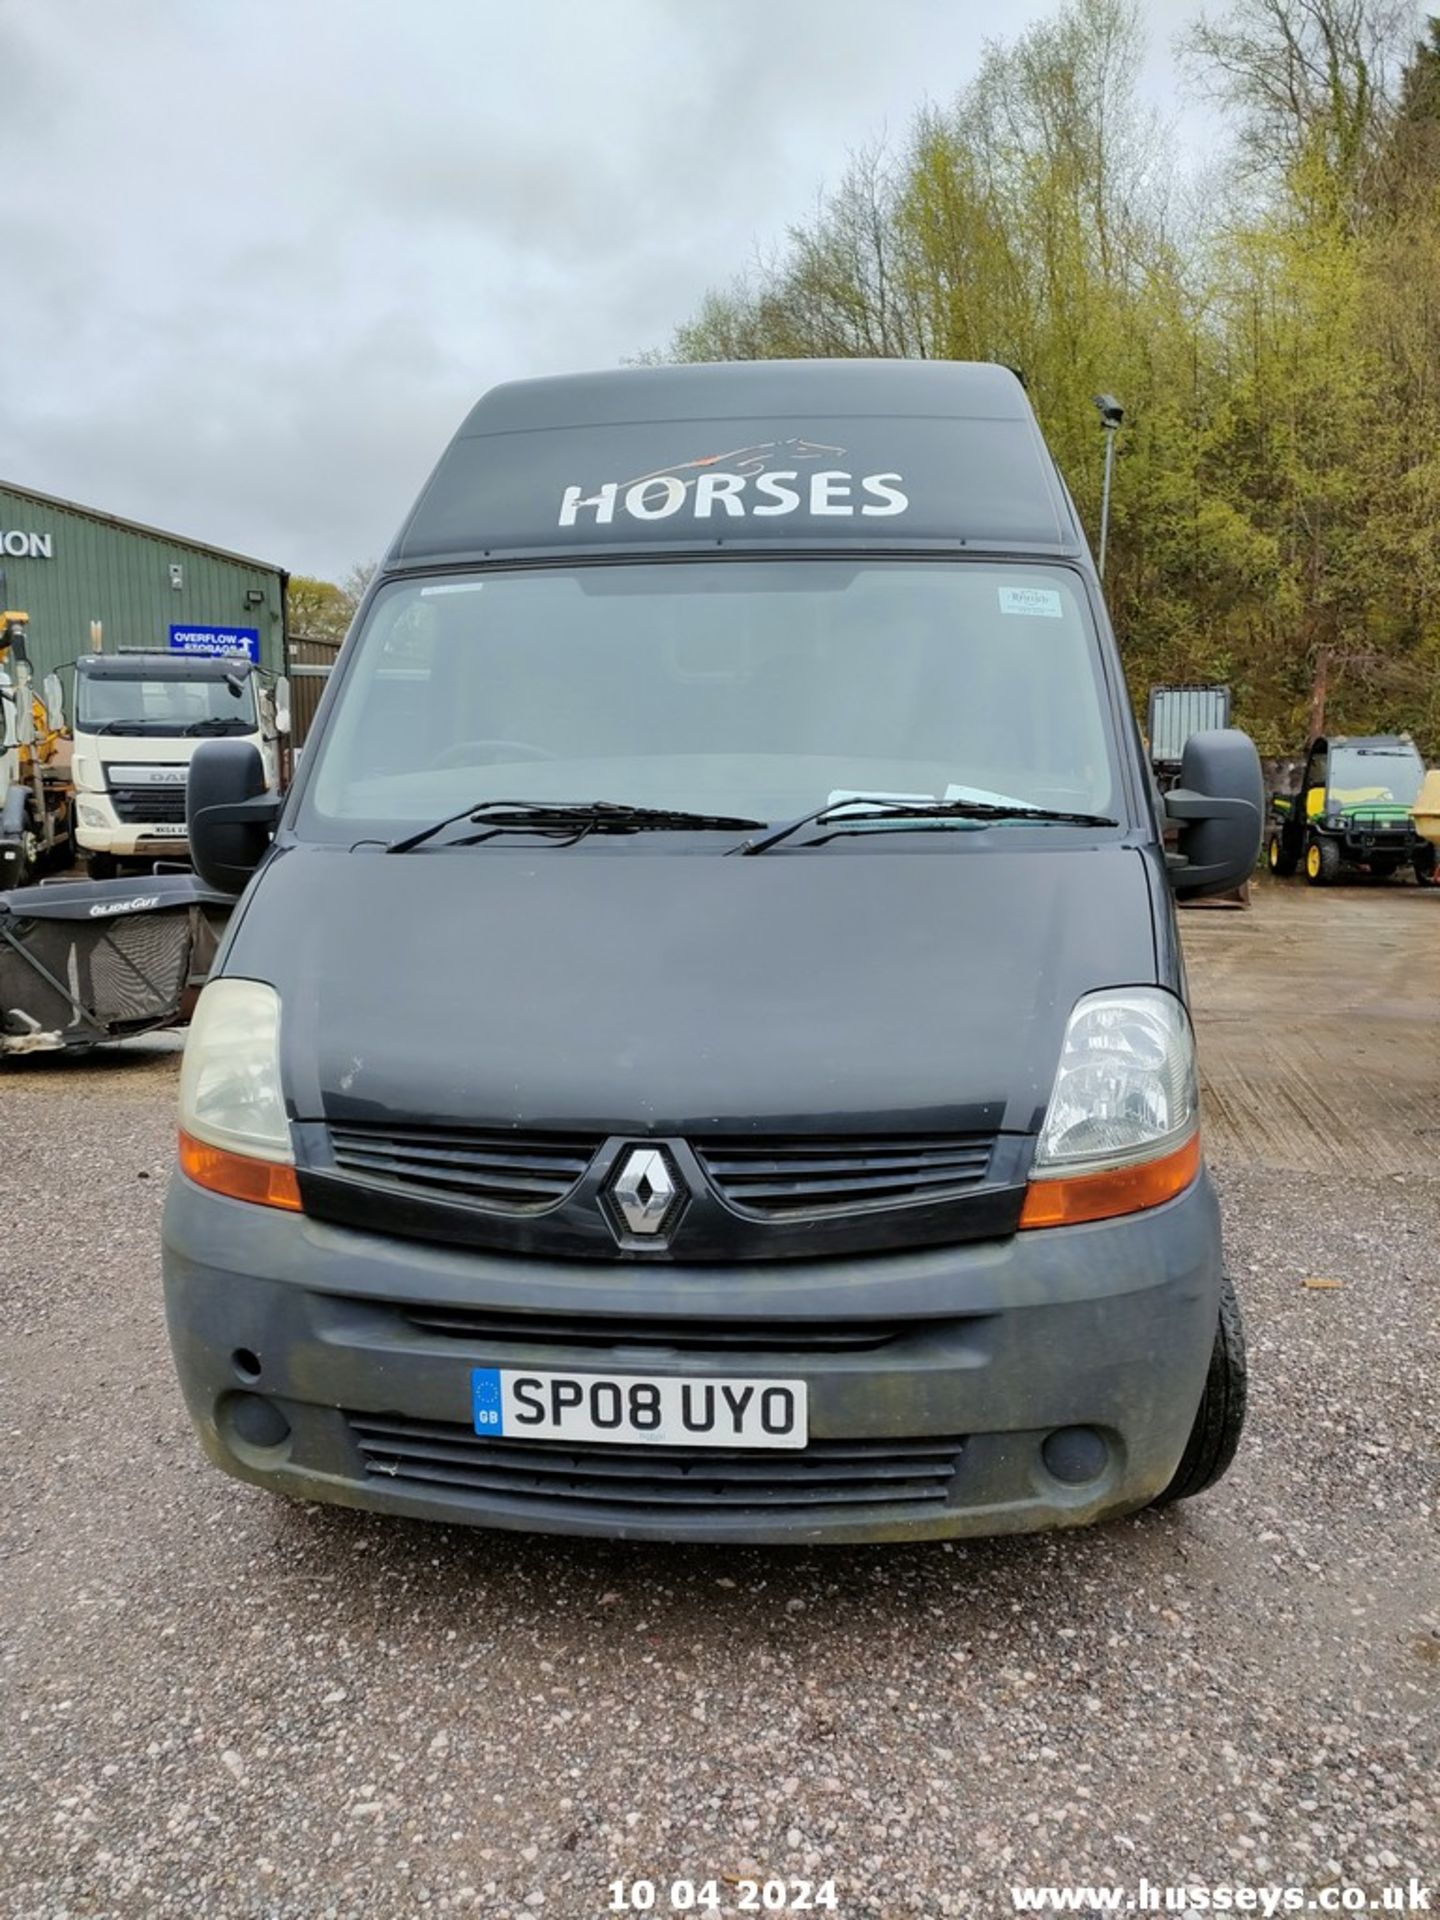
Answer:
0, 0, 1201, 578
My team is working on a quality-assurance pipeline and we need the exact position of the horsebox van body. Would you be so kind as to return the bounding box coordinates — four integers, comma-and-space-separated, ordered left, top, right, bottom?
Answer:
162, 360, 1261, 1543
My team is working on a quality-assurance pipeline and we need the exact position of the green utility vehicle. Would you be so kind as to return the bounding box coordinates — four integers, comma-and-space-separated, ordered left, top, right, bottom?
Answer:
1268, 735, 1436, 886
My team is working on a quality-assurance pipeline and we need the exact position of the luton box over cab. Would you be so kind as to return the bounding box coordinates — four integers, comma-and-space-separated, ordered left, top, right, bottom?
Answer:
390, 360, 1081, 563
167, 360, 1263, 1547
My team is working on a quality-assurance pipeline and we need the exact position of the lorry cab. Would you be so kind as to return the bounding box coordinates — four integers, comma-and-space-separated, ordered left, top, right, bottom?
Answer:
163, 360, 1262, 1545
71, 651, 283, 877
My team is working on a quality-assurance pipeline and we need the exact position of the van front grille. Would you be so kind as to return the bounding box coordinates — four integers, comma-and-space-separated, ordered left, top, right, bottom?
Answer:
694, 1133, 997, 1216
303, 1123, 1025, 1260
328, 1124, 600, 1212
347, 1413, 965, 1514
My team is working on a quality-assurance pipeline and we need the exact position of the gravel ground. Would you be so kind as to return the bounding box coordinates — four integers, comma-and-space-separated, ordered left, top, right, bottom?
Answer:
1, 883, 1436, 1918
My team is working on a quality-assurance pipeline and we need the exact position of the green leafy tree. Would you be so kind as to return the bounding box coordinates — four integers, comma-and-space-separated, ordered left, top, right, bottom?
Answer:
287, 564, 377, 645
654, 0, 1440, 756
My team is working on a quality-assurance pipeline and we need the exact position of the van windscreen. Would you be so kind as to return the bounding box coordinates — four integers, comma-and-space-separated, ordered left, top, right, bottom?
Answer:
301, 560, 1117, 835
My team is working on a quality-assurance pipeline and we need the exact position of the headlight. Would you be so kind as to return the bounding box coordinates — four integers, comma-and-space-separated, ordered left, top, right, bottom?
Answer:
1022, 989, 1200, 1229
77, 802, 111, 828
1034, 990, 1197, 1171
178, 980, 300, 1209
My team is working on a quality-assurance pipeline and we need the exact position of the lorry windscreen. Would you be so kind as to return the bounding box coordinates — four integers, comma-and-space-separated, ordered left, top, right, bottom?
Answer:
300, 559, 1120, 839
77, 672, 258, 736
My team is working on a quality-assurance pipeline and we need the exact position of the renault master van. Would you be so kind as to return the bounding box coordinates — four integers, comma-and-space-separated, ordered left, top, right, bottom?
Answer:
163, 361, 1262, 1543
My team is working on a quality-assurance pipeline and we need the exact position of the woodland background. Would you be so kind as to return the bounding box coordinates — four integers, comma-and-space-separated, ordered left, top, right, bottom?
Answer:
296, 1, 1440, 756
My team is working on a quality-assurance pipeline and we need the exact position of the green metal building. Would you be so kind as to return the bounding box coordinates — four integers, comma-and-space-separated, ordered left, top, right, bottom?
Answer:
0, 479, 287, 687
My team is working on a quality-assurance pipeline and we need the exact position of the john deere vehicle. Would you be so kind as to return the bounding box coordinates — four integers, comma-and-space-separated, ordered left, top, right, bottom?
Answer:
1268, 735, 1436, 886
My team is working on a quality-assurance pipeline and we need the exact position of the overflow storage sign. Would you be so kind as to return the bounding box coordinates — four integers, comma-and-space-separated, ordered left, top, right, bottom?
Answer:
169, 624, 260, 663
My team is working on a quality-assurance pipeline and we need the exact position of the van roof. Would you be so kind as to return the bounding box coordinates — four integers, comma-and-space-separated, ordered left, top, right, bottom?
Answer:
387, 360, 1088, 571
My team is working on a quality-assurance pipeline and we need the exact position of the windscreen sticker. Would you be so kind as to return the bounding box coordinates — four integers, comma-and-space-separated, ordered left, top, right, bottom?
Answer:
998, 586, 1063, 618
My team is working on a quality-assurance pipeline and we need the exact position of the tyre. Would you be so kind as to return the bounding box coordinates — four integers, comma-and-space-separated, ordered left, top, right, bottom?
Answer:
1304, 835, 1341, 886
1415, 846, 1439, 887
1151, 1273, 1248, 1507
1267, 832, 1297, 877
86, 852, 118, 881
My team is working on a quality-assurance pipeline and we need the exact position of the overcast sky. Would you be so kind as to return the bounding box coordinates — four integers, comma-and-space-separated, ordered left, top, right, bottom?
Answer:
4, 0, 1207, 580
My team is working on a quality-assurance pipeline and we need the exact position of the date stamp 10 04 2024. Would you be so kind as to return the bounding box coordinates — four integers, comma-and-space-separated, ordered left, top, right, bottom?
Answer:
605, 1880, 841, 1916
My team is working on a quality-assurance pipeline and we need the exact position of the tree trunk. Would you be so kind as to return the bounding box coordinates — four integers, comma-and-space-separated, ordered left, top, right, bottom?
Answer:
1308, 645, 1331, 740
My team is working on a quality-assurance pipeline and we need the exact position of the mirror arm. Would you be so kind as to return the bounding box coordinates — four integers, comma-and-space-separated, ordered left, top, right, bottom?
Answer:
192, 795, 283, 830
1164, 789, 1257, 824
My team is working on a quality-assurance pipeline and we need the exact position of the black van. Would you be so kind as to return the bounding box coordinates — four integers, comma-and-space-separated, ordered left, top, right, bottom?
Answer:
163, 360, 1262, 1543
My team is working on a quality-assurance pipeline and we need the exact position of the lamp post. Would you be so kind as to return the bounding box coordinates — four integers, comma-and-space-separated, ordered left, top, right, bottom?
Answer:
1093, 393, 1124, 579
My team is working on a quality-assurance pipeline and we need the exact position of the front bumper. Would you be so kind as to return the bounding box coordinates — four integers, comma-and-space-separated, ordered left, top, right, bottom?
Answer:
1336, 825, 1423, 859
76, 820, 190, 859
161, 1172, 1225, 1544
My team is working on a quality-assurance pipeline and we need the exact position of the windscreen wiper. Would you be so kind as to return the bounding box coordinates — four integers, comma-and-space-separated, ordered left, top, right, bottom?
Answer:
386, 799, 765, 854
736, 796, 1118, 856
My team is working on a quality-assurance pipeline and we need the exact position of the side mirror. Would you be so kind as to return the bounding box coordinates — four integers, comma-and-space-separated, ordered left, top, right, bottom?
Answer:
1164, 728, 1263, 899
188, 738, 282, 894
274, 673, 291, 736
42, 672, 65, 732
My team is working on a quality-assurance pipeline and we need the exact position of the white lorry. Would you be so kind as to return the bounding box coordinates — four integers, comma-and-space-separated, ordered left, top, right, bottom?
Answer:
71, 651, 288, 878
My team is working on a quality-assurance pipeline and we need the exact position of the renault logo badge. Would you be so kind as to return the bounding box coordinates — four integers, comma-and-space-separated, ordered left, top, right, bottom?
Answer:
605, 1145, 685, 1241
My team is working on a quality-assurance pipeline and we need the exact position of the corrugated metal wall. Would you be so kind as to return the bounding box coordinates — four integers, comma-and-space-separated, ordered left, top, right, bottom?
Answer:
0, 482, 286, 689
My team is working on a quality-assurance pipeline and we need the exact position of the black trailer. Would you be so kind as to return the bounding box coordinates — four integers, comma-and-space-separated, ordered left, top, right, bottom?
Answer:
0, 871, 232, 1054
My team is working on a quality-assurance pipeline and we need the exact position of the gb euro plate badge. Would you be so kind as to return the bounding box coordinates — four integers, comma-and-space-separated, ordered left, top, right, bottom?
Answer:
471, 1367, 808, 1449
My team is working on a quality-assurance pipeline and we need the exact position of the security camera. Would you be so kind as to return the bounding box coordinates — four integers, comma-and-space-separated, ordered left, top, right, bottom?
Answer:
1093, 393, 1124, 428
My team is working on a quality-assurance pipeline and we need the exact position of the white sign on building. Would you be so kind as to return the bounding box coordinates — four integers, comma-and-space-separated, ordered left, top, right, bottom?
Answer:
0, 530, 54, 559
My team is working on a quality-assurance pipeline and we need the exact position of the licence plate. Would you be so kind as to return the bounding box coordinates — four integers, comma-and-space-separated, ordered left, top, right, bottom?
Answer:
471, 1367, 808, 1449
145, 824, 189, 837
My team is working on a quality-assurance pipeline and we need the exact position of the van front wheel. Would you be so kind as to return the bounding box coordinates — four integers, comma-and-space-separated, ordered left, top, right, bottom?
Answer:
1150, 1274, 1248, 1507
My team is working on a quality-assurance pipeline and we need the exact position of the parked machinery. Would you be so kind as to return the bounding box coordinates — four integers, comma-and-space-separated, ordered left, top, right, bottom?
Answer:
0, 870, 232, 1055
1267, 734, 1436, 886
0, 600, 73, 888
1147, 685, 1233, 794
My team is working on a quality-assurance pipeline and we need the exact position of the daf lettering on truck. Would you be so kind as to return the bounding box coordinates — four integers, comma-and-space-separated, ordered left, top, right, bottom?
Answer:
163, 360, 1263, 1546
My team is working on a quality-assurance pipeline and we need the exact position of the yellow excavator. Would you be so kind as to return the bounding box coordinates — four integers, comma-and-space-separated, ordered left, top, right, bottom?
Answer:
1, 605, 74, 888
